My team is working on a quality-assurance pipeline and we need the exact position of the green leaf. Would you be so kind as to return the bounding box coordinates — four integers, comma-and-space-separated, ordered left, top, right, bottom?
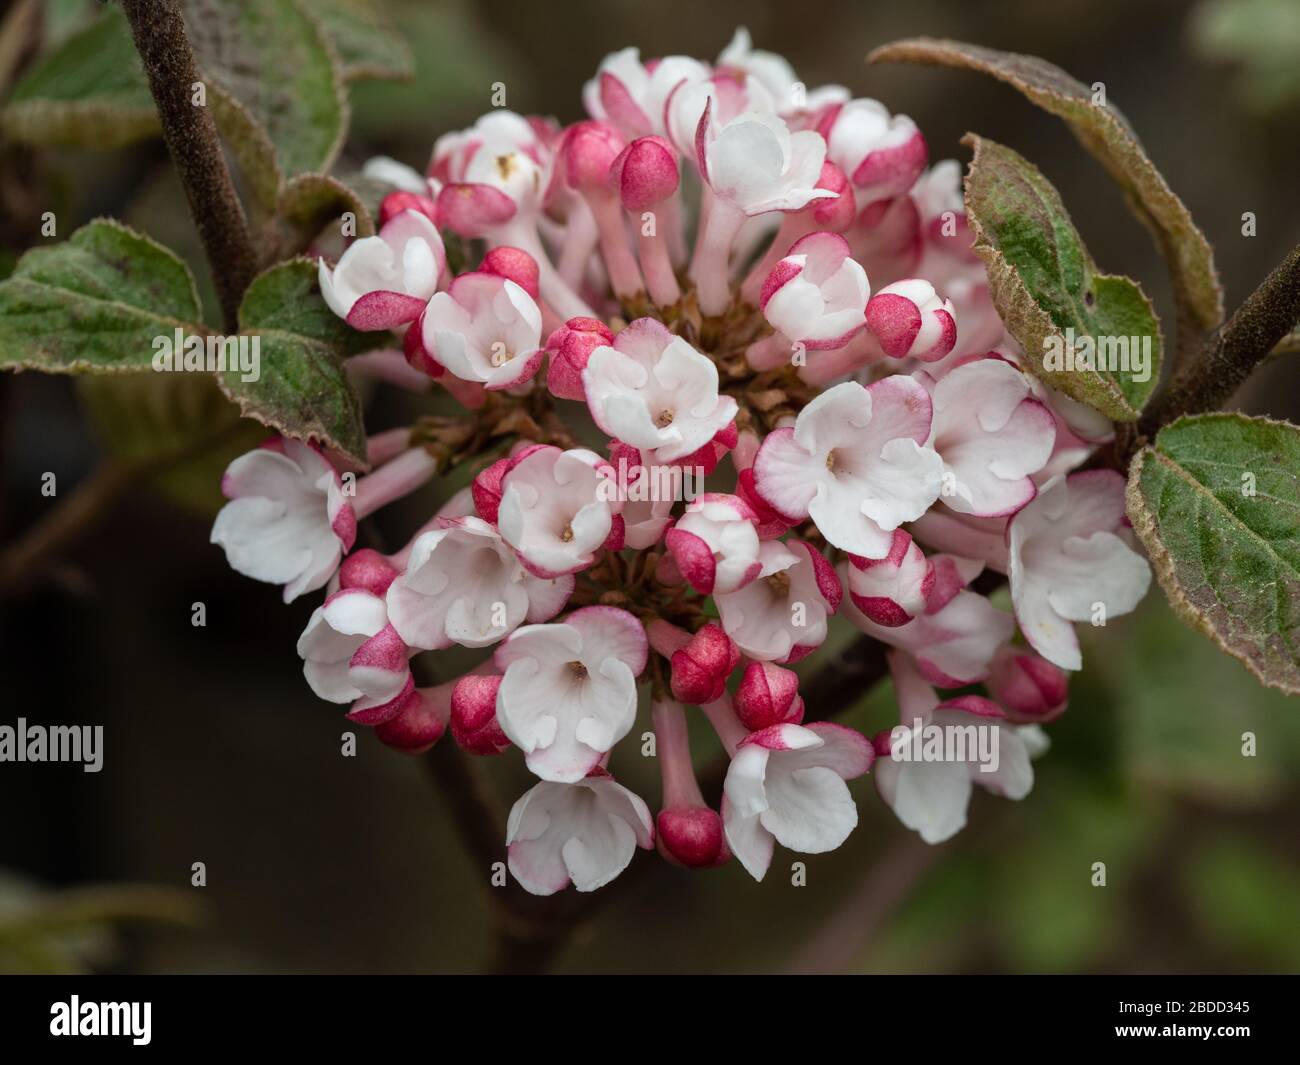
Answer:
870, 38, 1223, 343
1, 7, 159, 149
962, 134, 1162, 421
0, 219, 202, 373
313, 0, 414, 82
219, 259, 369, 466
269, 172, 375, 259
1126, 412, 1300, 694
182, 0, 348, 208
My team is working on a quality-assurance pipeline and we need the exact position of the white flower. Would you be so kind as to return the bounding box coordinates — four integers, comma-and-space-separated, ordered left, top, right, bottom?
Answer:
716, 27, 799, 110
318, 209, 445, 330
844, 528, 933, 626
1008, 471, 1152, 671
697, 108, 831, 216
723, 722, 874, 881
584, 48, 709, 140
582, 317, 737, 463
211, 439, 354, 603
818, 97, 927, 205
874, 652, 1034, 844
840, 555, 1015, 686
760, 231, 870, 349
923, 356, 1056, 517
497, 446, 623, 578
361, 155, 435, 195
422, 272, 544, 390
431, 110, 549, 199
865, 278, 957, 362
386, 516, 572, 650
494, 606, 647, 782
714, 539, 840, 663
296, 588, 412, 722
665, 493, 761, 594
752, 377, 944, 558
507, 770, 654, 894
665, 68, 778, 159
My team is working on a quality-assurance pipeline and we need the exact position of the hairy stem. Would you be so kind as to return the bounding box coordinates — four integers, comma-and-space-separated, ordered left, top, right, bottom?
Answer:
1119, 243, 1300, 462
120, 0, 256, 331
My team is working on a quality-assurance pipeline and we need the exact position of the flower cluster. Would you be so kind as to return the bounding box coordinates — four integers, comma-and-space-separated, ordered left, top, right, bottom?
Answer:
211, 29, 1152, 892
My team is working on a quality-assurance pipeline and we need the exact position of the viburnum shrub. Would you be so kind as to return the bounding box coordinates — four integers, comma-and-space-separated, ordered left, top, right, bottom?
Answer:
3, 9, 1298, 903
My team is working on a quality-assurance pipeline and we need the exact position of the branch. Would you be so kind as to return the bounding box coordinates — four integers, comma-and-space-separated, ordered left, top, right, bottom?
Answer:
787, 833, 940, 973
1121, 243, 1300, 461
0, 461, 137, 597
120, 0, 256, 331
0, 419, 243, 598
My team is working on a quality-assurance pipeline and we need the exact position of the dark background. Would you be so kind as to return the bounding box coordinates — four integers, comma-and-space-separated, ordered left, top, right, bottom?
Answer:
1, 0, 1298, 973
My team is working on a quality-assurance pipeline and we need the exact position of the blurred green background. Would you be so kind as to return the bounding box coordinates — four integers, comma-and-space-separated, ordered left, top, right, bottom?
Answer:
1, 0, 1298, 973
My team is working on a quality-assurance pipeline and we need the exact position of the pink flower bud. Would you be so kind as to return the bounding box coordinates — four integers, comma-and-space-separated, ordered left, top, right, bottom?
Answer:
734, 660, 805, 730
609, 135, 679, 212
651, 696, 729, 869
817, 100, 928, 206
657, 807, 728, 869
450, 674, 511, 755
669, 622, 740, 704
471, 457, 510, 525
865, 278, 957, 361
337, 548, 400, 597
479, 245, 540, 300
846, 529, 934, 627
987, 645, 1069, 724
435, 182, 517, 238
545, 316, 615, 401
809, 160, 856, 230
375, 684, 451, 754
379, 190, 440, 229
561, 120, 627, 192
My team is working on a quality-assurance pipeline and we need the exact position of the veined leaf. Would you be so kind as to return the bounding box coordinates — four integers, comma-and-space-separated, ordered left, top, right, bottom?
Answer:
314, 0, 414, 82
0, 219, 202, 373
182, 0, 348, 208
1126, 412, 1300, 694
219, 259, 369, 466
963, 134, 1162, 420
2, 7, 158, 149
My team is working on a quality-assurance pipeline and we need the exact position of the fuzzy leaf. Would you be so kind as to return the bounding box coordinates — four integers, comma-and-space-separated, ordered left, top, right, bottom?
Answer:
962, 134, 1162, 420
1126, 412, 1300, 694
219, 259, 369, 466
314, 0, 414, 82
1, 7, 158, 149
270, 172, 375, 258
0, 219, 202, 373
182, 0, 348, 207
870, 38, 1224, 341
